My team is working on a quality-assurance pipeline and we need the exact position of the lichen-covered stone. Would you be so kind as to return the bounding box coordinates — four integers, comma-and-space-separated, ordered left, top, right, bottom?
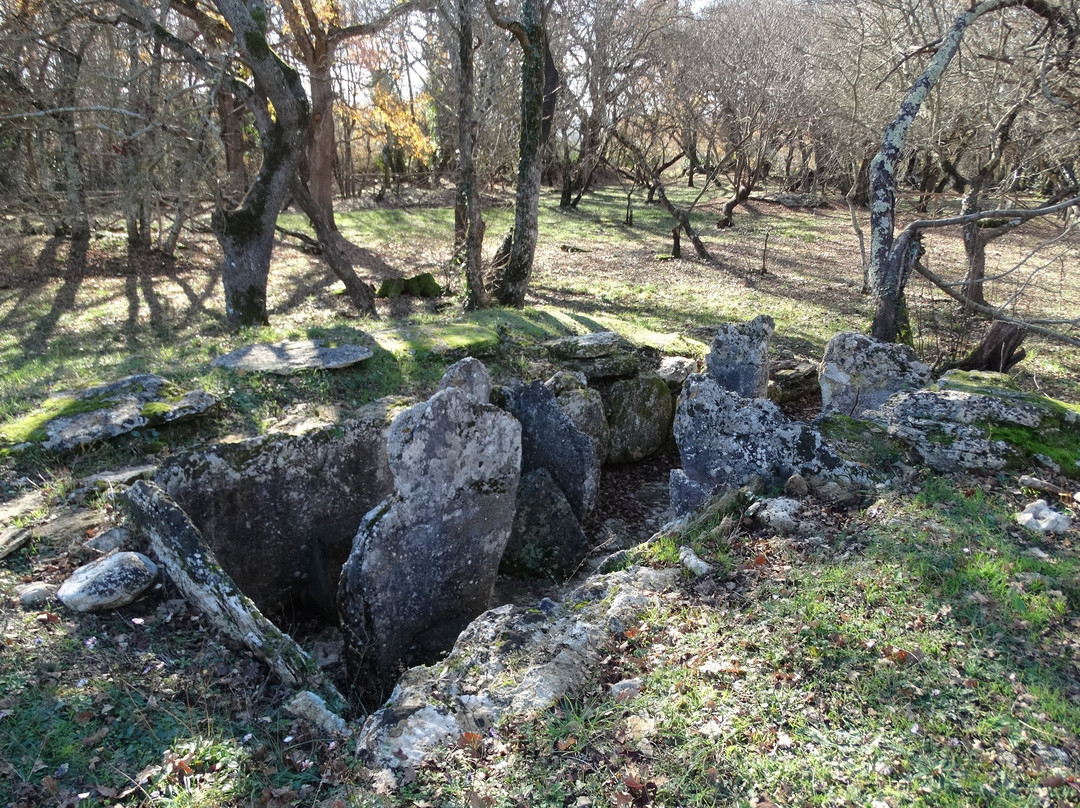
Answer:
57, 551, 158, 612
546, 331, 631, 360
435, 357, 491, 403
563, 352, 641, 380
704, 315, 774, 398
656, 356, 698, 391
354, 565, 678, 768
674, 374, 864, 491
211, 339, 373, 374
546, 372, 609, 465
17, 582, 57, 609
503, 469, 591, 580
154, 397, 405, 616
819, 332, 931, 418
870, 385, 1079, 474
605, 375, 673, 464
768, 361, 820, 405
669, 469, 714, 519
4, 374, 216, 452
339, 387, 521, 705
496, 381, 599, 519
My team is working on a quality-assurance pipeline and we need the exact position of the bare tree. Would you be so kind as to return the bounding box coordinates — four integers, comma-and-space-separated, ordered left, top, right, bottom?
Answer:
866, 0, 1077, 342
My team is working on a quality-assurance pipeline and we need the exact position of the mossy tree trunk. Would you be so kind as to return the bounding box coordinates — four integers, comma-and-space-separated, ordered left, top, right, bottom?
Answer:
485, 0, 559, 308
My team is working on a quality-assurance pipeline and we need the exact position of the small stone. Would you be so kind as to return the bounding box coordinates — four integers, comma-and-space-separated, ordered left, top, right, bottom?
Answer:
656, 356, 697, 390
544, 370, 588, 396
678, 546, 713, 576
82, 465, 159, 489
1016, 500, 1071, 534
17, 582, 57, 609
285, 691, 351, 737
84, 527, 129, 555
57, 551, 158, 612
0, 527, 32, 560
609, 678, 642, 701
756, 497, 802, 535
784, 473, 809, 498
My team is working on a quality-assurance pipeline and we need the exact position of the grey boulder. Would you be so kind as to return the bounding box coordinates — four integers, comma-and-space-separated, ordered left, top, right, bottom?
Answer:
604, 375, 674, 464
819, 332, 931, 418
503, 469, 592, 580
57, 551, 158, 612
704, 315, 774, 399
211, 339, 373, 374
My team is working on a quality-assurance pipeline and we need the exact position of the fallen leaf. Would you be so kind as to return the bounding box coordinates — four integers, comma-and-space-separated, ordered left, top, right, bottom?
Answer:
556, 736, 578, 751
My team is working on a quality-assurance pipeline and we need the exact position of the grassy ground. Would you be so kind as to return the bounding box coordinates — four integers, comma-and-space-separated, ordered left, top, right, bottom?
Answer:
1, 183, 1078, 806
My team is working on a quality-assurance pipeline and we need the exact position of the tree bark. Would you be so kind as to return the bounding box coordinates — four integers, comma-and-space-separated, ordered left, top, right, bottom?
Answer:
50, 7, 91, 244
486, 0, 558, 308
452, 0, 488, 310
954, 321, 1026, 372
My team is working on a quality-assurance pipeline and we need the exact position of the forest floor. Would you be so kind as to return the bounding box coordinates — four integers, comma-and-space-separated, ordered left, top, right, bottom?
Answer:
0, 184, 1079, 807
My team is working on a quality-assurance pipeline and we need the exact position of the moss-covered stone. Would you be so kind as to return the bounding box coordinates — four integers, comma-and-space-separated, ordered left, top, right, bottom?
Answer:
376, 272, 443, 299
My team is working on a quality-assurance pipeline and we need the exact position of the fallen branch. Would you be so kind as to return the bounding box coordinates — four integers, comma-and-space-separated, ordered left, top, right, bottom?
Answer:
912, 259, 1080, 348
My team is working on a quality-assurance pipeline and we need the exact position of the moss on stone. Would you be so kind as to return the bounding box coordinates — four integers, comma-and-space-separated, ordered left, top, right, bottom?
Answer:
140, 401, 174, 419
817, 413, 902, 468
1, 392, 119, 447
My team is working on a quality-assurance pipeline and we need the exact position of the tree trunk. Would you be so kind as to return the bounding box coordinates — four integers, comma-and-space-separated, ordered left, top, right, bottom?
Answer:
51, 13, 90, 243
291, 178, 378, 317
307, 66, 338, 229
488, 0, 558, 308
453, 0, 488, 310
955, 321, 1026, 372
216, 88, 248, 199
656, 184, 712, 261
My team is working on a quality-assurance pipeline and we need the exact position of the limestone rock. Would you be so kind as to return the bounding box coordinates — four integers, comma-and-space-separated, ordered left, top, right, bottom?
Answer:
547, 373, 609, 465
784, 473, 809, 498
704, 315, 774, 399
354, 565, 678, 768
211, 339, 373, 375
605, 375, 674, 464
768, 362, 820, 405
84, 527, 130, 555
17, 582, 57, 609
674, 374, 859, 491
82, 465, 158, 490
497, 381, 599, 520
339, 387, 522, 704
656, 356, 698, 391
563, 352, 641, 381
435, 357, 491, 403
546, 331, 630, 360
57, 551, 158, 612
678, 546, 713, 576
870, 385, 1078, 474
669, 469, 714, 519
0, 527, 32, 560
1016, 500, 1072, 534
154, 397, 404, 617
753, 497, 803, 535
5, 374, 217, 452
503, 469, 592, 580
819, 332, 931, 418
285, 691, 351, 737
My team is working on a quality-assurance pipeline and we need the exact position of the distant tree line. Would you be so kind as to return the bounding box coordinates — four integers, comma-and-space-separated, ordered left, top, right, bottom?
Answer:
0, 0, 1077, 332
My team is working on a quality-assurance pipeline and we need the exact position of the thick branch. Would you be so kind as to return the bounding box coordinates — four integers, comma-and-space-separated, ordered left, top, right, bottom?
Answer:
901, 194, 1080, 234
331, 0, 435, 43
913, 260, 1080, 348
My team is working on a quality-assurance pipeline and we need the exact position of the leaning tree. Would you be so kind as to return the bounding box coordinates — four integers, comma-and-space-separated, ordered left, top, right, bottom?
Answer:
866, 0, 1078, 343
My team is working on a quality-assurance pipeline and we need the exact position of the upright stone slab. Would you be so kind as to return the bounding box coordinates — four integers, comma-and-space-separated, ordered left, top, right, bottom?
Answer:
674, 374, 855, 492
338, 387, 521, 704
605, 375, 674, 463
436, 357, 491, 403
546, 371, 609, 466
154, 397, 405, 617
819, 332, 931, 417
497, 381, 600, 520
704, 315, 774, 398
502, 469, 591, 580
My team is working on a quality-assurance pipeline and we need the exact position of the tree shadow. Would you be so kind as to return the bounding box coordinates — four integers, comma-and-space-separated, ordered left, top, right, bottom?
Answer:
20, 238, 88, 363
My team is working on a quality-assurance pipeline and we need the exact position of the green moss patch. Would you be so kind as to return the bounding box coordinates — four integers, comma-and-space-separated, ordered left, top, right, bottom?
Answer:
818, 412, 903, 470
0, 392, 118, 447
